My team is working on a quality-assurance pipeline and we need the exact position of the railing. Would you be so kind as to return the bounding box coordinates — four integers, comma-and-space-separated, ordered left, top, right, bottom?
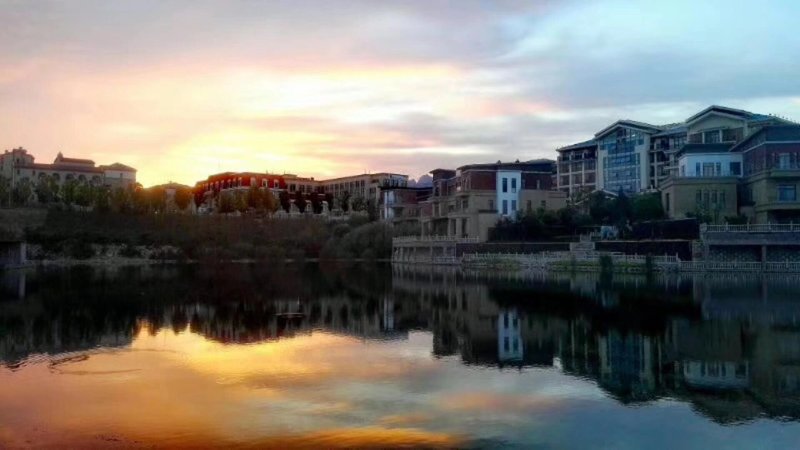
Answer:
392, 236, 480, 244
679, 261, 800, 272
461, 252, 679, 266
701, 223, 800, 233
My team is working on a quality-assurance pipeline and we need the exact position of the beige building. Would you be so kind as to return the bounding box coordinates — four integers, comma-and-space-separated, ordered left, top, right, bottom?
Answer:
0, 147, 136, 191
420, 161, 567, 241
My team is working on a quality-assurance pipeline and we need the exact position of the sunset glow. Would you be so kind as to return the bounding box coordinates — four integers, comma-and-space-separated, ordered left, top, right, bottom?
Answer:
2, 0, 800, 186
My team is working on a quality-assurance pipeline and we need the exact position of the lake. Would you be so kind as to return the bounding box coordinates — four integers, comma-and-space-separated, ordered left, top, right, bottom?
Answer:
1, 263, 800, 449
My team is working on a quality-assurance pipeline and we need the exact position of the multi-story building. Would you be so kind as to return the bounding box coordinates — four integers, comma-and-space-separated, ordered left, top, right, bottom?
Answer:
556, 139, 597, 198
380, 186, 433, 227
317, 173, 408, 204
661, 125, 800, 223
557, 105, 794, 197
0, 147, 136, 190
194, 171, 409, 212
419, 160, 567, 241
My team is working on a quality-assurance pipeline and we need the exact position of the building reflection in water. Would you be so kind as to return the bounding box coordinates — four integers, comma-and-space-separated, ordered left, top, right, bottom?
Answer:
1, 263, 800, 424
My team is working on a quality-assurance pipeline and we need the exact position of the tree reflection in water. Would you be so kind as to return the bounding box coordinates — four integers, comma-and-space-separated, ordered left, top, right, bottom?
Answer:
2, 263, 800, 425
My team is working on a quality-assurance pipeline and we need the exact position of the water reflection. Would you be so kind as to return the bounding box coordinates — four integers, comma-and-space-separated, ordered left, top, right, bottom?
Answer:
1, 264, 800, 448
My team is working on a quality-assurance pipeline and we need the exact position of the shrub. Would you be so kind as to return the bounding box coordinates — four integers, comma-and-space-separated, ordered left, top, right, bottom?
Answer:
119, 244, 142, 258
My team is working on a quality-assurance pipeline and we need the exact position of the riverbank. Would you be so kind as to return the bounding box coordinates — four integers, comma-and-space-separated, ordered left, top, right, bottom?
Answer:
3, 208, 403, 265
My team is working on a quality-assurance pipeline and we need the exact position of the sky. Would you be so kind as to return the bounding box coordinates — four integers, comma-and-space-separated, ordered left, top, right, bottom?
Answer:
2, 0, 800, 187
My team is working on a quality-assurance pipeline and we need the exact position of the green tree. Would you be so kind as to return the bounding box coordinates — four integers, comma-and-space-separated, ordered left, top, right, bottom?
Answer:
351, 195, 366, 212
11, 178, 32, 206
110, 187, 130, 213
246, 185, 264, 210
339, 192, 351, 212
174, 187, 193, 211
34, 175, 59, 204
632, 193, 665, 222
278, 190, 291, 212
309, 191, 322, 214
0, 176, 10, 207
74, 183, 93, 207
234, 190, 248, 213
218, 191, 235, 214
62, 179, 79, 205
93, 186, 110, 212
147, 186, 167, 213
263, 189, 278, 213
294, 191, 307, 213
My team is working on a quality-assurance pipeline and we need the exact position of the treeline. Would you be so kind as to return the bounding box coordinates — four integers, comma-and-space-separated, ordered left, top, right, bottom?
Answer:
491, 192, 666, 241
0, 175, 194, 213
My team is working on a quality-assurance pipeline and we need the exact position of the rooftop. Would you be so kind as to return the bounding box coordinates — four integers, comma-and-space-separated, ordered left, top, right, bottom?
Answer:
677, 143, 734, 156
556, 139, 596, 152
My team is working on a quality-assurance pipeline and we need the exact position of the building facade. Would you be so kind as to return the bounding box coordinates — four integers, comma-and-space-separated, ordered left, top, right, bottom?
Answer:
0, 147, 136, 191
419, 160, 567, 241
661, 125, 800, 223
556, 139, 597, 197
557, 105, 793, 197
194, 171, 408, 213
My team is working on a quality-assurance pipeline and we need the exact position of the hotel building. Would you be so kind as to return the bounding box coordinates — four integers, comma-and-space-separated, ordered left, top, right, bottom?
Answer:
193, 171, 408, 211
0, 147, 136, 189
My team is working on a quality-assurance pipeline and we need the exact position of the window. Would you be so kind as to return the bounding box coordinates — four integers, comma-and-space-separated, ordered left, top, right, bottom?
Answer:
680, 165, 686, 176
503, 314, 509, 329
695, 162, 701, 176
778, 184, 797, 202
720, 192, 726, 208
502, 200, 508, 215
488, 199, 494, 211
704, 130, 721, 143
502, 177, 508, 193
711, 190, 717, 204
526, 200, 532, 212
665, 193, 670, 212
696, 190, 702, 206
779, 153, 791, 169
511, 178, 517, 193
715, 162, 721, 176
730, 162, 741, 176
702, 163, 716, 176
511, 200, 517, 212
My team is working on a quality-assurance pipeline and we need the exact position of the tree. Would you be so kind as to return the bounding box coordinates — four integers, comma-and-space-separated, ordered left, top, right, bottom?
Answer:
174, 187, 193, 211
0, 176, 10, 207
309, 191, 322, 214
339, 192, 351, 212
147, 186, 167, 213
110, 187, 130, 213
351, 195, 366, 212
278, 190, 291, 212
74, 183, 93, 207
34, 175, 59, 204
366, 198, 379, 221
294, 191, 307, 213
218, 191, 235, 214
324, 193, 334, 212
262, 189, 278, 213
62, 179, 79, 205
632, 193, 665, 222
588, 191, 611, 224
11, 178, 32, 206
246, 185, 263, 210
234, 190, 248, 213
93, 186, 110, 212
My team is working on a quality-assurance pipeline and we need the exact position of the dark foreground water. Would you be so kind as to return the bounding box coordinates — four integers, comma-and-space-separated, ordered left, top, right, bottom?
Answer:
1, 264, 800, 449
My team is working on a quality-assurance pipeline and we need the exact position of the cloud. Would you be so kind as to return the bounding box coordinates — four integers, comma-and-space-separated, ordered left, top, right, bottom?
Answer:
1, 0, 799, 186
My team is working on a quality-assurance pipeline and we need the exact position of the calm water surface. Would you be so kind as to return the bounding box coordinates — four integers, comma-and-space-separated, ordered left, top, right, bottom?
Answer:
1, 263, 800, 449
